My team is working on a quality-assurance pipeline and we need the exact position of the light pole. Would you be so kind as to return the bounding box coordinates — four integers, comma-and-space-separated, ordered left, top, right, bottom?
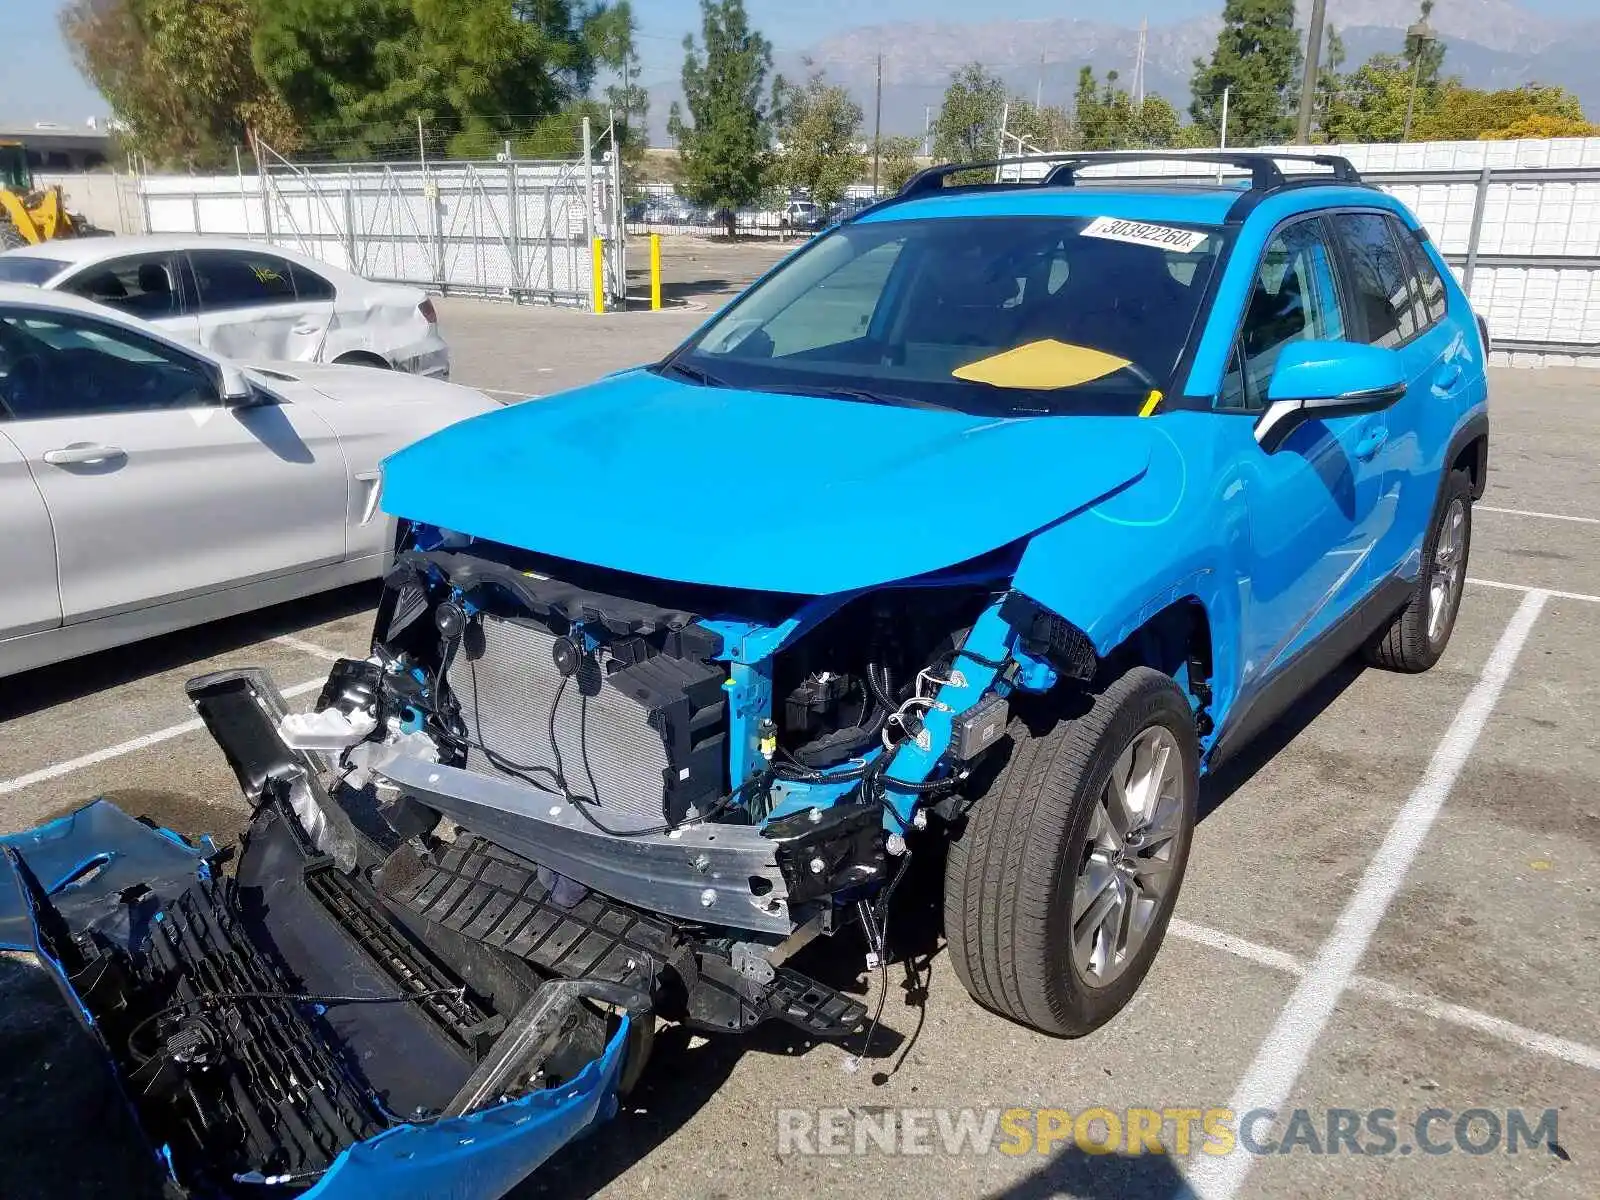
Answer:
1401, 18, 1435, 142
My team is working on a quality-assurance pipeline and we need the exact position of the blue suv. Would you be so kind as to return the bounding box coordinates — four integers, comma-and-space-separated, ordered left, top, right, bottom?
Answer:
358, 151, 1490, 1041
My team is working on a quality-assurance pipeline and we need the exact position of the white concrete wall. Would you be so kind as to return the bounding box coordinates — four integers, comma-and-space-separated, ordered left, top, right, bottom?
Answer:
33, 172, 145, 235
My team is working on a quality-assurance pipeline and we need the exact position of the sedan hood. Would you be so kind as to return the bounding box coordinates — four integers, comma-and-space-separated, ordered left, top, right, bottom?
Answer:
381, 370, 1154, 594
246, 361, 489, 407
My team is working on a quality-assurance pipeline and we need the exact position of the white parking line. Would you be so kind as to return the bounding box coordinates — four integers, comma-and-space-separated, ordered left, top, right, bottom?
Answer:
1178, 588, 1549, 1200
0, 677, 326, 798
1169, 919, 1600, 1073
272, 634, 346, 662
1468, 576, 1600, 605
1478, 504, 1599, 525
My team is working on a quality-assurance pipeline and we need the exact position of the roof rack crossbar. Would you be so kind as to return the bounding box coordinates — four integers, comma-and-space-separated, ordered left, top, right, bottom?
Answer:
896, 150, 1363, 201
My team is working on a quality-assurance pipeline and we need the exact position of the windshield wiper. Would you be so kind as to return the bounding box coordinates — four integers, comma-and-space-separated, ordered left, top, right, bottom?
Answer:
751, 383, 950, 411
657, 359, 726, 388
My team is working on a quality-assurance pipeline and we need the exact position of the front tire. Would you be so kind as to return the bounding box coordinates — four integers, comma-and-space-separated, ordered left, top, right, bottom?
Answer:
944, 668, 1199, 1037
1364, 469, 1473, 673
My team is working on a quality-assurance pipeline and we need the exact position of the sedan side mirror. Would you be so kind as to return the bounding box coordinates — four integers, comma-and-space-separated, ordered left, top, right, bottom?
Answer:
218, 362, 265, 407
1254, 341, 1407, 451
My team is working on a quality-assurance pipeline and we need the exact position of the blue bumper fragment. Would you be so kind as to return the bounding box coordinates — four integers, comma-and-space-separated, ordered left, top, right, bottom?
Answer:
0, 799, 629, 1200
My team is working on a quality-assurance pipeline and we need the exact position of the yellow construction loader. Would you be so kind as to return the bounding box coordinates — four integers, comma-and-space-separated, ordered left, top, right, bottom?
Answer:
1, 140, 81, 249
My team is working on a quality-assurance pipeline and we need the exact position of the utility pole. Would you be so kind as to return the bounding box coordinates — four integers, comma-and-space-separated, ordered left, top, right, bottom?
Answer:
1036, 51, 1045, 110
1218, 86, 1231, 150
923, 105, 932, 157
1134, 18, 1148, 107
1295, 0, 1328, 144
873, 53, 883, 192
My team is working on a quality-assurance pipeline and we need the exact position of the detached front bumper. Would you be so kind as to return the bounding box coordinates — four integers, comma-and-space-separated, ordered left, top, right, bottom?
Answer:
0, 681, 637, 1199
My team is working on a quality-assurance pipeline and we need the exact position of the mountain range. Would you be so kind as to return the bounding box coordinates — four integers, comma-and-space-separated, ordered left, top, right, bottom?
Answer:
643, 0, 1600, 144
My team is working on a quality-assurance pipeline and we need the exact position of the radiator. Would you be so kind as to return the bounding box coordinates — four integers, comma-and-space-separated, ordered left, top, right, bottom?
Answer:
447, 614, 674, 833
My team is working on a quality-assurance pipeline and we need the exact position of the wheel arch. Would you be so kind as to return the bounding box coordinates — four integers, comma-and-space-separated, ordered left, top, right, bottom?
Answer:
1446, 409, 1489, 501
1100, 597, 1219, 739
332, 349, 392, 370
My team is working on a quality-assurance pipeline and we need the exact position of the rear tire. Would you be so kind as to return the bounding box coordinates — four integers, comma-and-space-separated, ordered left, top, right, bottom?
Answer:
944, 667, 1198, 1037
1363, 469, 1473, 673
0, 222, 26, 251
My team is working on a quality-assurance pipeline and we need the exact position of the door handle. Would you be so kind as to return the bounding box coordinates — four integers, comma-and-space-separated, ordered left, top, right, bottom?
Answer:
1353, 427, 1388, 462
1433, 362, 1464, 394
42, 443, 126, 466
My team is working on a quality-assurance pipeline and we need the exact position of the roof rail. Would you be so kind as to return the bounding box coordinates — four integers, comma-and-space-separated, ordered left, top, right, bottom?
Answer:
895, 150, 1363, 201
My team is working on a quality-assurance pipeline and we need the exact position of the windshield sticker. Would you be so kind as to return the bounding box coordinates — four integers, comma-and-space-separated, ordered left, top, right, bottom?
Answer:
952, 339, 1133, 390
1082, 216, 1209, 253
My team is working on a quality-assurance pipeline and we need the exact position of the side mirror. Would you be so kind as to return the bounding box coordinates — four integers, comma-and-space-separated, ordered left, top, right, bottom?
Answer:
1254, 341, 1406, 450
218, 362, 263, 407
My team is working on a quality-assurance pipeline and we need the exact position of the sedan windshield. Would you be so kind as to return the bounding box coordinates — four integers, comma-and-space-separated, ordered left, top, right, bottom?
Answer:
672, 214, 1226, 414
0, 256, 69, 286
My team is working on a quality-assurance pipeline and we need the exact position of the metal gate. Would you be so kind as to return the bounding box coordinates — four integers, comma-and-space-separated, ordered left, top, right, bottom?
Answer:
139, 137, 626, 308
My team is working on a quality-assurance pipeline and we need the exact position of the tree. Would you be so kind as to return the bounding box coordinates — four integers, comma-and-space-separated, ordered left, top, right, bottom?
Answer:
1312, 24, 1347, 141
1190, 0, 1302, 147
771, 68, 864, 208
61, 0, 297, 167
668, 0, 773, 217
1415, 82, 1594, 141
249, 0, 631, 161
1320, 54, 1415, 145
1007, 101, 1075, 151
875, 135, 921, 192
1074, 68, 1181, 150
933, 64, 1007, 162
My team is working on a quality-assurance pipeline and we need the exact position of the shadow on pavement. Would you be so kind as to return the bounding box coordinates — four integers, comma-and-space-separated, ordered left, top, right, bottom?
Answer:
1198, 657, 1366, 821
984, 1140, 1191, 1200
0, 582, 378, 722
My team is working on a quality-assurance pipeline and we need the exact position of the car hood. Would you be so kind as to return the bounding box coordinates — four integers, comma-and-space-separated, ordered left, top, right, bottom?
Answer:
248, 362, 497, 410
381, 370, 1155, 595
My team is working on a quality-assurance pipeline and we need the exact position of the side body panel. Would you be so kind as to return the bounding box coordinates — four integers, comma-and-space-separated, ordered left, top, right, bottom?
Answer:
0, 430, 62, 639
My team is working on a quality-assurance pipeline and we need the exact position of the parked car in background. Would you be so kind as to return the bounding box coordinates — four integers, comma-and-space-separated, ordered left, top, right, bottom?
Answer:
0, 285, 498, 677
781, 199, 826, 231
0, 235, 450, 378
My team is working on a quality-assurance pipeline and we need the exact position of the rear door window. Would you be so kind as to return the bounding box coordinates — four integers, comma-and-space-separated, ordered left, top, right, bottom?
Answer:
1331, 212, 1418, 348
59, 254, 183, 320
187, 249, 300, 312
1401, 227, 1449, 327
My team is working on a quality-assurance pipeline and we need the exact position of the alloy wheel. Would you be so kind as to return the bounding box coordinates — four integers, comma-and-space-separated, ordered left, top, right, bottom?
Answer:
1071, 725, 1187, 987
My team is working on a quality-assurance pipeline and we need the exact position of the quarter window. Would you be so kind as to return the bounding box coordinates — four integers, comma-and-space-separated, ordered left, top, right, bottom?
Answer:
0, 310, 218, 420
188, 249, 300, 311
1332, 212, 1417, 348
1219, 218, 1347, 412
290, 263, 336, 301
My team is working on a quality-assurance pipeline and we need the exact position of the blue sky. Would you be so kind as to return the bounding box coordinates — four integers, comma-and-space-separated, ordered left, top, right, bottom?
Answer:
3, 0, 1593, 127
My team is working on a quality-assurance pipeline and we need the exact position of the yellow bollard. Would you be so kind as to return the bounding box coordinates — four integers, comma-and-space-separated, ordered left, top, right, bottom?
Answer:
591, 237, 605, 314
650, 233, 662, 312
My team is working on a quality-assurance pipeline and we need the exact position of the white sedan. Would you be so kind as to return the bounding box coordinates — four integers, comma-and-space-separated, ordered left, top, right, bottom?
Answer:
0, 285, 498, 677
0, 235, 450, 378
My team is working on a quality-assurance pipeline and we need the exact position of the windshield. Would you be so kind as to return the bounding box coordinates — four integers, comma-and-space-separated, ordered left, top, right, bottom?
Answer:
671, 214, 1226, 414
0, 256, 69, 287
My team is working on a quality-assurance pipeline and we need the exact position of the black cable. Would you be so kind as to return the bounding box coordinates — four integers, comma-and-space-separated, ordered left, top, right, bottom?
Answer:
578, 678, 603, 811
546, 671, 572, 794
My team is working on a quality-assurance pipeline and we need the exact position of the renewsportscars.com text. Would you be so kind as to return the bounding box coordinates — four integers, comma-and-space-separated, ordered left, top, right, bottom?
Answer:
775, 1106, 1559, 1158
